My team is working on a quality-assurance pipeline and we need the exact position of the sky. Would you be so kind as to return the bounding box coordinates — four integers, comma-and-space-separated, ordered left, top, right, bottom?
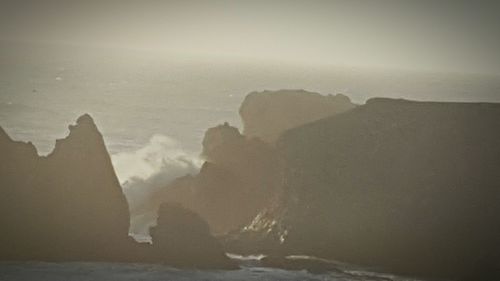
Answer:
1, 0, 500, 74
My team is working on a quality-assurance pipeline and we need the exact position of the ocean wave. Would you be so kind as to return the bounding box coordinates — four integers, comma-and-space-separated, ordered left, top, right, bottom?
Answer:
111, 134, 202, 232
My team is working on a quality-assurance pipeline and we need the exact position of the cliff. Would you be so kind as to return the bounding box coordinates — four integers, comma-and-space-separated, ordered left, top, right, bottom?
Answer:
232, 98, 500, 279
0, 115, 234, 269
239, 89, 355, 143
149, 203, 236, 269
145, 90, 355, 235
151, 122, 282, 234
0, 114, 132, 261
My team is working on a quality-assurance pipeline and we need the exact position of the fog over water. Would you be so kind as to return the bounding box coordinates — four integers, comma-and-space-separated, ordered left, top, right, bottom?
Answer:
2, 0, 500, 185
2, 0, 500, 74
1, 41, 499, 190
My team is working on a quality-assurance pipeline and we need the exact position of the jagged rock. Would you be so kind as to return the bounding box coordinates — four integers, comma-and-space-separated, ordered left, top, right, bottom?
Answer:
136, 90, 355, 235
0, 115, 238, 269
151, 123, 281, 234
234, 98, 500, 280
202, 122, 244, 162
0, 114, 132, 261
149, 203, 237, 269
239, 89, 355, 143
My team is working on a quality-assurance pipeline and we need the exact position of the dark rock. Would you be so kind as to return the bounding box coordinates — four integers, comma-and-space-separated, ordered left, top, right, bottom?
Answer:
238, 99, 500, 280
460, 252, 500, 281
0, 115, 236, 270
137, 90, 355, 235
148, 123, 282, 234
239, 89, 356, 143
0, 114, 131, 261
149, 203, 237, 269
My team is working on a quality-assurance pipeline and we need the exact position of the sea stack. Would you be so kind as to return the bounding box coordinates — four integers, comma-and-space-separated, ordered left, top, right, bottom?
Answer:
0, 114, 132, 261
149, 203, 237, 269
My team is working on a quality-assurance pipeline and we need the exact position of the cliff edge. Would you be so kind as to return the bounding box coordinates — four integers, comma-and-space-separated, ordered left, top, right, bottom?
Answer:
240, 89, 355, 143
235, 98, 500, 279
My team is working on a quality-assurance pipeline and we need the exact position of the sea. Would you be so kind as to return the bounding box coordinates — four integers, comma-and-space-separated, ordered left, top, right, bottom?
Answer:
1, 41, 500, 185
1, 40, 499, 280
0, 256, 425, 281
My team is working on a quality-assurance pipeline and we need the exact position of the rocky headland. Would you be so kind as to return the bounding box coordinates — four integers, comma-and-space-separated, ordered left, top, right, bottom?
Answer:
0, 114, 234, 269
142, 89, 355, 235
226, 98, 500, 280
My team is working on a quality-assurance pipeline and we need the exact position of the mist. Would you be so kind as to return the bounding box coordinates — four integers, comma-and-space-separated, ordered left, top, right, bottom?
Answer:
112, 134, 201, 236
1, 0, 500, 74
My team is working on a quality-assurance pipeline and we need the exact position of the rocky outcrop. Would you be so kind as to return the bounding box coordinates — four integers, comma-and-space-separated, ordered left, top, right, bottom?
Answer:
0, 115, 236, 269
0, 114, 133, 261
149, 203, 236, 269
144, 90, 355, 235
231, 98, 500, 279
239, 89, 355, 143
151, 123, 282, 234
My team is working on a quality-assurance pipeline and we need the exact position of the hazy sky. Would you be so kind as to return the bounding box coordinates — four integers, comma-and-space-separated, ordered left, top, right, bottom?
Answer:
1, 0, 500, 74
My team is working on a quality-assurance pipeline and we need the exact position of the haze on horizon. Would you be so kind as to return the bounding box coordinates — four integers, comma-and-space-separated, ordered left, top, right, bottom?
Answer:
1, 0, 500, 75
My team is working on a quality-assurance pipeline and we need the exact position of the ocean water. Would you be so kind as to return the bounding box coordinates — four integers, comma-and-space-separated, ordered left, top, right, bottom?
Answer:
2, 42, 500, 186
0, 260, 425, 281
2, 42, 499, 160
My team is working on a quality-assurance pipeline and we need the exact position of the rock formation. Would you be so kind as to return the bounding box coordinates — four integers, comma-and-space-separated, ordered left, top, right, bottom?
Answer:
149, 203, 236, 269
149, 122, 282, 234
229, 98, 500, 280
239, 89, 355, 143
0, 114, 235, 269
142, 90, 355, 235
0, 114, 132, 261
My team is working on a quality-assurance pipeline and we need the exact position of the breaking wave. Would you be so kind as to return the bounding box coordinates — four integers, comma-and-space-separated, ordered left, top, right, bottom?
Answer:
111, 134, 202, 219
